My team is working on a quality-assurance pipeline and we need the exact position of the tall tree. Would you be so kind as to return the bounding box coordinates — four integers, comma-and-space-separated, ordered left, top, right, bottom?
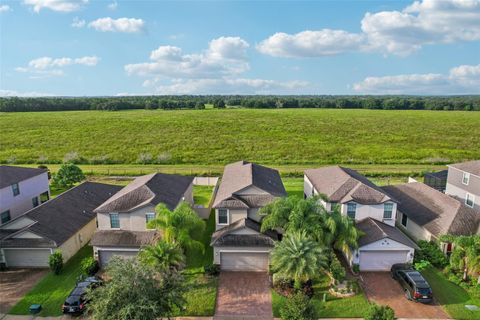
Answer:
139, 240, 185, 272
440, 235, 480, 281
51, 163, 85, 188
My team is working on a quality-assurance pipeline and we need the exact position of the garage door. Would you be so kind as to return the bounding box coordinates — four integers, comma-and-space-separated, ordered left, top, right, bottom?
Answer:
4, 249, 51, 267
359, 250, 409, 271
98, 250, 138, 267
220, 252, 269, 271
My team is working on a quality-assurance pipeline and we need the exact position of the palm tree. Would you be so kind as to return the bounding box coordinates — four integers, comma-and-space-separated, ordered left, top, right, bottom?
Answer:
260, 196, 297, 233
323, 208, 362, 256
148, 202, 206, 253
270, 231, 327, 289
440, 235, 480, 281
139, 240, 185, 272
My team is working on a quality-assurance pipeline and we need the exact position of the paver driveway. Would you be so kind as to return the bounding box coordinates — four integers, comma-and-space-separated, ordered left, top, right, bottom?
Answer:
361, 272, 449, 319
215, 271, 272, 319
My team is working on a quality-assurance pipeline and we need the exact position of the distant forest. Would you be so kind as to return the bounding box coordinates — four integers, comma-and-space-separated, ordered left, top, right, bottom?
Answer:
1, 95, 479, 112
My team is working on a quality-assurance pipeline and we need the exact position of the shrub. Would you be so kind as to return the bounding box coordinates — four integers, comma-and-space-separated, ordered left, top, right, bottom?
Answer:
414, 259, 432, 271
364, 303, 395, 320
52, 163, 85, 188
352, 263, 360, 274
280, 292, 317, 320
49, 250, 63, 275
329, 253, 346, 282
204, 263, 220, 276
81, 257, 99, 276
415, 240, 448, 268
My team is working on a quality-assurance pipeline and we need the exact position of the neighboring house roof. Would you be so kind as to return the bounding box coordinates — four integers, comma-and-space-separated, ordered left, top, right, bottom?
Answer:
210, 218, 278, 247
305, 166, 394, 204
425, 170, 448, 180
0, 165, 47, 189
448, 160, 480, 176
382, 182, 480, 237
356, 217, 418, 249
213, 161, 286, 208
0, 182, 122, 248
94, 173, 194, 213
91, 230, 158, 248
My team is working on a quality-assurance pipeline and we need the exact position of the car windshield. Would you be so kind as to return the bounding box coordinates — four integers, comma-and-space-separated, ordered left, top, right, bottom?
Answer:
64, 296, 80, 306
417, 287, 431, 295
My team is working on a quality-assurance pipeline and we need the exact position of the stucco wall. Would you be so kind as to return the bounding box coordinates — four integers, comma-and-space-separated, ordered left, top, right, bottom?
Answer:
446, 180, 479, 211
59, 218, 97, 262
340, 201, 397, 226
213, 246, 272, 264
396, 210, 434, 242
97, 205, 156, 231
215, 208, 247, 230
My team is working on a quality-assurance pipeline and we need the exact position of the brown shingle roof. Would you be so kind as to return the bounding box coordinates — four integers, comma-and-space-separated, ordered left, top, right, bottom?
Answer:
91, 230, 158, 247
213, 161, 286, 208
305, 166, 394, 204
356, 217, 418, 248
0, 165, 47, 189
382, 182, 480, 237
210, 218, 278, 247
448, 160, 480, 176
95, 173, 193, 213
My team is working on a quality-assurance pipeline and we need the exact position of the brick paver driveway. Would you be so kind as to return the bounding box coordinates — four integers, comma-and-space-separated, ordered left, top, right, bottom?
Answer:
361, 272, 449, 319
215, 271, 272, 319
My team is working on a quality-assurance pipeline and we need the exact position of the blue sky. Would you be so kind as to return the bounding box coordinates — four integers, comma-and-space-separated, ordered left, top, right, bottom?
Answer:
1, 0, 479, 96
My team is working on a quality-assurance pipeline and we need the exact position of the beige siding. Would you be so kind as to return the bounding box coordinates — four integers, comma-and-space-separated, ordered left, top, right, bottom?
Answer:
97, 205, 155, 231
59, 219, 97, 262
215, 208, 248, 230
396, 210, 434, 242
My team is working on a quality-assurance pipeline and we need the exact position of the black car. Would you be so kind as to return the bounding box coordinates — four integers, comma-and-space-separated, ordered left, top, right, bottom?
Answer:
390, 264, 433, 303
62, 276, 102, 314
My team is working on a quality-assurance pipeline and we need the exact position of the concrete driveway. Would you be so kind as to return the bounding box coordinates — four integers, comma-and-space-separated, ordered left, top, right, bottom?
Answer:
0, 268, 48, 314
215, 271, 272, 319
361, 272, 449, 319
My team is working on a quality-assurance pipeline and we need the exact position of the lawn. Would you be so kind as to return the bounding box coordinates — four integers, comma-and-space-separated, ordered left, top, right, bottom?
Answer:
1, 109, 479, 166
9, 245, 92, 316
193, 185, 214, 207
421, 267, 480, 320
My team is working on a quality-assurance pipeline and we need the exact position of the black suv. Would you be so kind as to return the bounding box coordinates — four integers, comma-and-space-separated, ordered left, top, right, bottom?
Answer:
391, 263, 433, 304
62, 276, 102, 314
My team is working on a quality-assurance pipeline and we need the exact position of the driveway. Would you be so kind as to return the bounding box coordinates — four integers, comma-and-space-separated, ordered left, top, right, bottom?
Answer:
0, 268, 48, 314
215, 271, 272, 318
361, 272, 449, 319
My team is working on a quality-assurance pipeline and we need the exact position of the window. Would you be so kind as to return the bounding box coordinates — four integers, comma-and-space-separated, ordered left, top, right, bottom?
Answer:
1, 210, 11, 224
32, 197, 39, 208
346, 203, 356, 219
401, 213, 408, 227
218, 209, 228, 225
462, 172, 470, 185
383, 203, 393, 219
465, 193, 475, 208
109, 213, 120, 228
12, 183, 20, 196
40, 191, 49, 203
145, 213, 155, 224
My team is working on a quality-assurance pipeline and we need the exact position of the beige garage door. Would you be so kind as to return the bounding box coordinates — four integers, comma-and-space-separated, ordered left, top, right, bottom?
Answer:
359, 250, 409, 271
98, 250, 138, 267
220, 252, 269, 271
4, 248, 51, 267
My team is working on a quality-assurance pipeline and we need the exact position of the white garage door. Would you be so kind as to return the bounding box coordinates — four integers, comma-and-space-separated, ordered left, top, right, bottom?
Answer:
220, 252, 269, 271
98, 250, 138, 267
359, 250, 409, 271
4, 249, 51, 267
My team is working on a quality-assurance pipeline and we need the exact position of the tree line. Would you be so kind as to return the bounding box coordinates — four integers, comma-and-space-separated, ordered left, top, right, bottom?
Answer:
1, 95, 479, 112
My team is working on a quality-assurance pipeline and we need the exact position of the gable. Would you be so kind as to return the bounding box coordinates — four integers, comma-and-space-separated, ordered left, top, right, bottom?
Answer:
359, 237, 414, 251
236, 185, 270, 196
231, 227, 261, 235
13, 230, 44, 239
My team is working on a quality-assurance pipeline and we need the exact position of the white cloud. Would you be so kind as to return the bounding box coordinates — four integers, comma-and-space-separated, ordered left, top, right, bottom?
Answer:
88, 17, 145, 33
0, 4, 11, 12
107, 1, 117, 10
0, 89, 55, 97
71, 17, 86, 28
74, 56, 99, 66
23, 0, 88, 13
353, 64, 480, 94
16, 56, 99, 78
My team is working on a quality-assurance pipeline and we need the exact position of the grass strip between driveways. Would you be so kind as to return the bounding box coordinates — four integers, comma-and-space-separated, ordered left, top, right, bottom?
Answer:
9, 245, 92, 316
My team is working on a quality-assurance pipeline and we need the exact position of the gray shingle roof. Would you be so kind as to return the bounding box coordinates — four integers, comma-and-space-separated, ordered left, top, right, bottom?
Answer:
91, 230, 158, 247
305, 166, 394, 204
213, 161, 286, 208
356, 217, 418, 249
210, 218, 278, 247
0, 165, 47, 189
94, 173, 194, 213
0, 237, 56, 248
449, 160, 480, 176
382, 182, 480, 237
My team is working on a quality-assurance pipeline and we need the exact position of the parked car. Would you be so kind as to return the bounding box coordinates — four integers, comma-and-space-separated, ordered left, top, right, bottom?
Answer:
390, 264, 433, 303
62, 276, 102, 314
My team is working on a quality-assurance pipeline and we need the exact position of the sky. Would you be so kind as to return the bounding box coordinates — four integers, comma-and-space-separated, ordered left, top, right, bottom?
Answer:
0, 0, 479, 96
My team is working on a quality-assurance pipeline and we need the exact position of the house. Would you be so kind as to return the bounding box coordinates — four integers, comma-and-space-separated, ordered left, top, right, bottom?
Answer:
383, 182, 480, 246
304, 166, 417, 271
424, 170, 448, 192
0, 182, 121, 268
445, 160, 480, 211
91, 173, 194, 266
211, 161, 286, 271
0, 166, 50, 225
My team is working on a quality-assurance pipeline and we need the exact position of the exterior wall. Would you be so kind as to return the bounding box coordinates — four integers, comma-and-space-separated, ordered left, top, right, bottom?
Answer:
213, 246, 272, 264
59, 218, 97, 262
182, 183, 194, 205
97, 205, 156, 231
247, 208, 261, 222
93, 246, 140, 261
396, 210, 434, 242
215, 208, 248, 230
0, 172, 50, 223
304, 176, 331, 210
446, 167, 480, 211
340, 201, 397, 226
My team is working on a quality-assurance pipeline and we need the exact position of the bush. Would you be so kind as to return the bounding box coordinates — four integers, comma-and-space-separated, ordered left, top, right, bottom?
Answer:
415, 240, 448, 268
280, 292, 317, 320
414, 259, 432, 271
352, 263, 360, 274
204, 263, 220, 276
329, 253, 346, 282
81, 257, 99, 276
49, 250, 63, 275
52, 163, 85, 188
364, 303, 395, 320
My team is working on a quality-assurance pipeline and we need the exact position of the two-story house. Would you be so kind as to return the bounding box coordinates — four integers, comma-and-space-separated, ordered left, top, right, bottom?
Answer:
210, 161, 286, 271
0, 166, 50, 225
445, 160, 480, 212
91, 173, 194, 266
304, 166, 417, 271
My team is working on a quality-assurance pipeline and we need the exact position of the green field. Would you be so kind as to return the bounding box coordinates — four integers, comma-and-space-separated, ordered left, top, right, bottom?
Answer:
1, 109, 479, 168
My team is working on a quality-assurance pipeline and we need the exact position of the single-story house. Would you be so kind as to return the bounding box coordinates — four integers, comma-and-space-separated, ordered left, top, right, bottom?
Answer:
0, 182, 121, 268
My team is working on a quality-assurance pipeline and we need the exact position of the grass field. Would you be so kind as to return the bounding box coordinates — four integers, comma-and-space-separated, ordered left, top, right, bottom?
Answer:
1, 109, 479, 167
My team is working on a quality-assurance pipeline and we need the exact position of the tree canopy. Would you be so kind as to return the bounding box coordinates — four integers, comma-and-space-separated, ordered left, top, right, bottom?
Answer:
51, 163, 85, 188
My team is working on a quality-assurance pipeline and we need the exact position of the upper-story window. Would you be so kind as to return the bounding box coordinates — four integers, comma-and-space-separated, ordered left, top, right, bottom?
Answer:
1, 210, 11, 224
346, 203, 356, 219
383, 203, 394, 219
465, 193, 475, 208
145, 213, 155, 224
218, 209, 229, 225
109, 213, 120, 228
12, 183, 20, 196
462, 172, 470, 185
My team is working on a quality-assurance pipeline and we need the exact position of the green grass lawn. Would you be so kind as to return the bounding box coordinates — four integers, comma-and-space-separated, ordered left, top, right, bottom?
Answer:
193, 185, 214, 207
9, 245, 92, 316
421, 267, 480, 320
